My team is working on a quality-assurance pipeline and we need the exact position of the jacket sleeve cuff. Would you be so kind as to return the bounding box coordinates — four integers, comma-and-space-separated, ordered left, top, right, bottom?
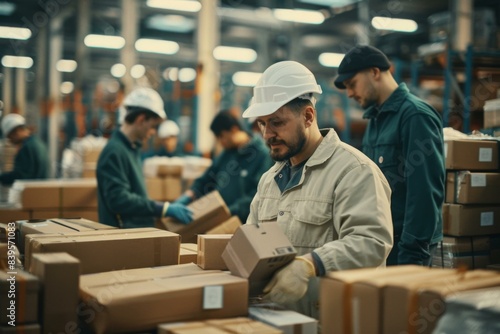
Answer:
312, 251, 326, 276
154, 201, 169, 217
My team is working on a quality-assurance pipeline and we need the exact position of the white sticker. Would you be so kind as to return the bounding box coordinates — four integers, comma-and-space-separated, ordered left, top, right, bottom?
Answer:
203, 285, 223, 309
478, 148, 493, 162
481, 212, 494, 227
470, 174, 486, 187
444, 143, 448, 159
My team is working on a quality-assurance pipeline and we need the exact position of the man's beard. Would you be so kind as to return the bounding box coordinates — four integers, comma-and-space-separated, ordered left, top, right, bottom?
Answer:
267, 128, 306, 162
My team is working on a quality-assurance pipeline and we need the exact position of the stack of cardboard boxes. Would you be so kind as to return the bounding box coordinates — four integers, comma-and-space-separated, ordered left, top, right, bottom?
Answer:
144, 157, 185, 202
437, 138, 500, 268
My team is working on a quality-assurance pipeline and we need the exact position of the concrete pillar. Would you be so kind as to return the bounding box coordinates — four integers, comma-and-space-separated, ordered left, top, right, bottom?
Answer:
451, 0, 472, 52
120, 0, 138, 94
35, 27, 48, 135
15, 68, 26, 116
195, 0, 220, 154
356, 0, 371, 45
2, 67, 12, 115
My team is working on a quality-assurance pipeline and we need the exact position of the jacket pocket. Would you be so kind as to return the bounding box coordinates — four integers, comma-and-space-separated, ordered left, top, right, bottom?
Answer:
376, 145, 404, 190
289, 199, 333, 248
257, 197, 279, 222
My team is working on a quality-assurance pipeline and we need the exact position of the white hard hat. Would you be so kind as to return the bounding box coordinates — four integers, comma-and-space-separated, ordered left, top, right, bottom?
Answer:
158, 120, 180, 138
242, 61, 322, 118
122, 87, 167, 119
1, 113, 26, 137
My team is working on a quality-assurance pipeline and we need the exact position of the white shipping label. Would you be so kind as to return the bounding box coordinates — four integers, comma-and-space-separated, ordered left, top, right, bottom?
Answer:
470, 174, 487, 187
444, 143, 448, 159
478, 148, 493, 162
481, 212, 494, 227
203, 285, 224, 309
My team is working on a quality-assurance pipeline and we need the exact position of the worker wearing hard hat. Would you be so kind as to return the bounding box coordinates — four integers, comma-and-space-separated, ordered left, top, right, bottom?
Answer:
96, 87, 193, 228
157, 120, 182, 157
0, 113, 49, 185
243, 61, 393, 318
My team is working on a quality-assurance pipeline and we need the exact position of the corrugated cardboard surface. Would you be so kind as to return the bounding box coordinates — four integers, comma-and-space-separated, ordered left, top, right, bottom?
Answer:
444, 140, 499, 171
197, 235, 232, 270
59, 209, 99, 221
25, 228, 180, 274
0, 209, 31, 224
79, 264, 248, 334
444, 204, 500, 236
248, 306, 317, 334
221, 222, 296, 296
0, 270, 39, 325
180, 247, 198, 264
31, 253, 80, 334
157, 164, 183, 178
164, 177, 182, 202
162, 191, 231, 243
60, 181, 98, 208
146, 177, 164, 201
207, 216, 242, 235
446, 172, 500, 204
432, 236, 492, 269
159, 318, 283, 334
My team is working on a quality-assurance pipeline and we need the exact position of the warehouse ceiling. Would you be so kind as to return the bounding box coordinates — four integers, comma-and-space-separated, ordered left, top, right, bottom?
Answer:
0, 0, 499, 84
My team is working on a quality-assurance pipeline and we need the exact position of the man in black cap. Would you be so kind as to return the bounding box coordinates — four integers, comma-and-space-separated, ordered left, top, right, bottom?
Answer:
334, 45, 445, 266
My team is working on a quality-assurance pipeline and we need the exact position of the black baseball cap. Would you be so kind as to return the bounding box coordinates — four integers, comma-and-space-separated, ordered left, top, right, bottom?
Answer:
334, 45, 391, 89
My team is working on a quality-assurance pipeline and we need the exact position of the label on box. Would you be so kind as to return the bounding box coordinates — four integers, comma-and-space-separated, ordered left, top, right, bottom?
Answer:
275, 246, 295, 255
203, 285, 224, 309
478, 148, 493, 162
444, 143, 448, 159
481, 212, 494, 227
471, 174, 487, 187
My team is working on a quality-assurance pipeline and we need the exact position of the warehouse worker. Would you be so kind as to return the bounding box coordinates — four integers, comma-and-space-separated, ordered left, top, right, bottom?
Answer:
243, 61, 393, 318
175, 110, 273, 223
334, 45, 445, 266
97, 87, 193, 228
141, 120, 182, 160
0, 113, 49, 185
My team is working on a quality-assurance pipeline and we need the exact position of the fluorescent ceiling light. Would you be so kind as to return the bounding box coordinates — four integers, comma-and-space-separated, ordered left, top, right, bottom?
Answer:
232, 71, 262, 87
135, 38, 179, 55
273, 8, 325, 24
146, 0, 201, 13
299, 0, 359, 7
146, 14, 195, 33
164, 67, 179, 81
111, 63, 126, 78
179, 68, 196, 82
60, 81, 74, 94
84, 34, 125, 49
56, 59, 77, 72
371, 17, 418, 33
319, 52, 344, 67
213, 46, 257, 63
0, 26, 31, 40
131, 65, 146, 79
0, 2, 15, 15
1, 55, 33, 69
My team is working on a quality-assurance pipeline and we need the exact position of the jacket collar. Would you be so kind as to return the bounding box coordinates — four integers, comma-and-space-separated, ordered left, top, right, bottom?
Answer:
363, 83, 409, 119
115, 129, 142, 151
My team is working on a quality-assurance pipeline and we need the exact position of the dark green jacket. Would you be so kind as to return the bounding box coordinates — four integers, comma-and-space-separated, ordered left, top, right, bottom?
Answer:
362, 83, 445, 265
0, 135, 49, 185
97, 130, 161, 228
191, 136, 273, 223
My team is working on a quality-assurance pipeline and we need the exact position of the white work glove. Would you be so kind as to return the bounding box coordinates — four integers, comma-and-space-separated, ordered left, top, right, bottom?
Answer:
262, 256, 316, 305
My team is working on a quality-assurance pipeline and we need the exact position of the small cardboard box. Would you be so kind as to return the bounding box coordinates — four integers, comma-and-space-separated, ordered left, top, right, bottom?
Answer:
0, 270, 39, 325
146, 177, 164, 201
79, 264, 248, 334
162, 191, 231, 243
60, 180, 98, 208
249, 306, 317, 334
444, 140, 499, 171
25, 228, 180, 274
164, 177, 182, 202
0, 208, 31, 224
197, 235, 232, 270
0, 324, 41, 333
207, 216, 241, 235
158, 164, 183, 178
179, 243, 198, 264
444, 204, 500, 236
446, 172, 500, 204
221, 222, 296, 296
159, 318, 282, 334
31, 253, 80, 334
18, 182, 60, 209
433, 236, 491, 269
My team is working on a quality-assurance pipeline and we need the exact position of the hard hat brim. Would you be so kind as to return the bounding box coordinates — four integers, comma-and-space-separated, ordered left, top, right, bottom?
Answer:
242, 100, 290, 119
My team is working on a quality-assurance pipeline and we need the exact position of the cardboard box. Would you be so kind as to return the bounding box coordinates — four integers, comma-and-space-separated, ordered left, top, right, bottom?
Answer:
162, 191, 231, 243
180, 243, 198, 264
0, 270, 39, 325
159, 318, 282, 334
82, 149, 102, 163
30, 210, 60, 220
146, 177, 164, 201
320, 265, 429, 334
446, 172, 500, 204
444, 140, 498, 170
383, 270, 499, 334
60, 209, 99, 221
222, 222, 296, 296
249, 306, 317, 334
25, 228, 180, 274
197, 235, 232, 270
0, 208, 31, 224
31, 253, 80, 334
444, 204, 500, 236
0, 324, 41, 333
158, 164, 183, 178
207, 216, 241, 235
18, 182, 60, 209
164, 177, 182, 202
60, 180, 98, 208
79, 264, 248, 333
433, 236, 491, 269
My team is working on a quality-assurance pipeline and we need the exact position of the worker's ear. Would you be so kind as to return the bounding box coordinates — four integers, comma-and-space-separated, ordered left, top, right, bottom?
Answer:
371, 67, 381, 80
303, 106, 315, 128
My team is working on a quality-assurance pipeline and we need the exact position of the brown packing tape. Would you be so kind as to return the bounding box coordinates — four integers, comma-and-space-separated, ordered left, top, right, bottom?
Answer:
342, 283, 352, 334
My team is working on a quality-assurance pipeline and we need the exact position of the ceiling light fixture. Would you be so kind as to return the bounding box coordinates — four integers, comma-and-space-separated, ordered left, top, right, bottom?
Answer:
371, 17, 418, 32
232, 71, 262, 87
213, 46, 257, 63
146, 14, 196, 33
1, 55, 33, 69
131, 65, 146, 79
0, 26, 31, 40
135, 38, 180, 55
84, 34, 125, 49
179, 68, 196, 82
110, 63, 126, 78
318, 52, 344, 67
273, 8, 325, 24
146, 0, 201, 13
56, 59, 78, 72
60, 81, 74, 94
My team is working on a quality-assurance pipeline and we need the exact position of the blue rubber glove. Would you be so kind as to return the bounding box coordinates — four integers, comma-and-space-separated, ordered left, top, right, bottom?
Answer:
175, 194, 192, 206
165, 203, 193, 224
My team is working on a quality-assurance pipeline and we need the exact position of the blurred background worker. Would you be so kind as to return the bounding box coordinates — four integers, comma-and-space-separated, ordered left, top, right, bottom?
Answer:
97, 87, 193, 228
175, 110, 273, 223
0, 113, 49, 185
141, 120, 182, 160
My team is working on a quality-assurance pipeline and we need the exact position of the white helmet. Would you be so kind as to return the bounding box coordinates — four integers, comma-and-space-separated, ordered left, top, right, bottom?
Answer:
2, 113, 26, 137
122, 87, 167, 119
242, 61, 322, 118
158, 120, 180, 138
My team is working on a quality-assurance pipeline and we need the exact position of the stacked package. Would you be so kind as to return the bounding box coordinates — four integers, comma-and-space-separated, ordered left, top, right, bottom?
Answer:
143, 156, 185, 201
484, 98, 500, 129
